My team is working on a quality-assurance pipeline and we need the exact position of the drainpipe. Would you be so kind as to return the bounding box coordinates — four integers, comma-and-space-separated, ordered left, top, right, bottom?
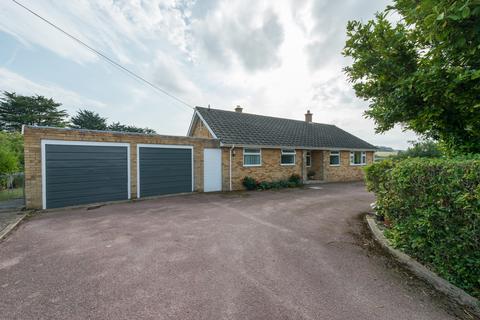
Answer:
229, 145, 235, 191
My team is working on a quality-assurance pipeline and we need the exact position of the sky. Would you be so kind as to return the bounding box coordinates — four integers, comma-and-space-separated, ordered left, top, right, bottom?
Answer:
0, 0, 417, 149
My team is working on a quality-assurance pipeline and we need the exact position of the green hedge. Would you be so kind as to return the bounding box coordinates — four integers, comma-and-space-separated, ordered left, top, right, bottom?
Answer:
365, 157, 480, 299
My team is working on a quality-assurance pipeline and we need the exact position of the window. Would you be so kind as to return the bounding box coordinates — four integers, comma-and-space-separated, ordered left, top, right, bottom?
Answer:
305, 151, 311, 167
329, 151, 340, 166
281, 149, 296, 165
243, 148, 261, 166
350, 151, 367, 165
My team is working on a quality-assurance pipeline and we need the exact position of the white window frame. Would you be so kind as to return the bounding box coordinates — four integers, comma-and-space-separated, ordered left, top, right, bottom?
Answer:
137, 144, 194, 198
41, 140, 131, 210
243, 148, 262, 167
329, 151, 340, 166
305, 150, 311, 167
350, 151, 367, 166
280, 149, 296, 166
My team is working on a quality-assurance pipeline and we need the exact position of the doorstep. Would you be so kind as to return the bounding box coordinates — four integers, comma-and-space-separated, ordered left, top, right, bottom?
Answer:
303, 180, 325, 184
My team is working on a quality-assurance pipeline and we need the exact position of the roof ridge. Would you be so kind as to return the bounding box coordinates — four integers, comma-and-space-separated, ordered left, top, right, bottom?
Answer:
196, 106, 335, 127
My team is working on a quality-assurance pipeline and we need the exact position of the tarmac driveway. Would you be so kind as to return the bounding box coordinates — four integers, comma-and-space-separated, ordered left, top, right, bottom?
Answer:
0, 182, 465, 319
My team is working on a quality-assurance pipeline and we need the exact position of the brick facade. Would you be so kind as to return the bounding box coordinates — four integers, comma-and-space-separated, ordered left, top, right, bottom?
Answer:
190, 117, 213, 138
221, 148, 303, 190
321, 150, 374, 182
23, 126, 219, 209
189, 118, 374, 190
218, 147, 374, 190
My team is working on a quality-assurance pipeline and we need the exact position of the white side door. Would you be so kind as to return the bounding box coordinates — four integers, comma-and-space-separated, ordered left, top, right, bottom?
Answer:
203, 148, 222, 192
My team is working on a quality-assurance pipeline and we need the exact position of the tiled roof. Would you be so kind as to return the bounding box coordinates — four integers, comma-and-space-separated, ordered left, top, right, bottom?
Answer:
195, 107, 376, 149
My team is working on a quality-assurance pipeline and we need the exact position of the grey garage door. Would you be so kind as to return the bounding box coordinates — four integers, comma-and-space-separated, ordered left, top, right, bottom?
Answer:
138, 146, 192, 198
44, 144, 129, 209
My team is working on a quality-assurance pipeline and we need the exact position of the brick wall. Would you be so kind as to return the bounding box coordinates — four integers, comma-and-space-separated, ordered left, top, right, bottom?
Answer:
219, 148, 373, 190
190, 117, 213, 138
221, 147, 303, 190
322, 150, 374, 182
24, 126, 219, 209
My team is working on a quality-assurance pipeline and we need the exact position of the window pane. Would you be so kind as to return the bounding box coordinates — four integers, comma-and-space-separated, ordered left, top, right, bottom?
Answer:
281, 154, 295, 164
282, 149, 295, 154
354, 152, 361, 164
306, 153, 311, 166
329, 152, 340, 165
244, 154, 260, 165
244, 148, 260, 154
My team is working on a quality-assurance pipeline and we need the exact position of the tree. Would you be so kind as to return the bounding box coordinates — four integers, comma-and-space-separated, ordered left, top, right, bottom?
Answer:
0, 131, 24, 169
396, 140, 443, 159
343, 1, 480, 154
0, 146, 18, 176
108, 122, 156, 134
71, 109, 108, 130
0, 91, 68, 131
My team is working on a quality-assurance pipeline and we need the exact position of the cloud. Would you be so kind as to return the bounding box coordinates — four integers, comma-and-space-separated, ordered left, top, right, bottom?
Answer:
303, 0, 391, 70
0, 0, 417, 149
0, 68, 106, 112
191, 2, 285, 71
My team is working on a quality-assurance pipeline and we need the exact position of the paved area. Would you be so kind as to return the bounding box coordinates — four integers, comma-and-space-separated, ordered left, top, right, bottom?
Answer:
0, 198, 24, 211
0, 208, 24, 233
0, 183, 467, 319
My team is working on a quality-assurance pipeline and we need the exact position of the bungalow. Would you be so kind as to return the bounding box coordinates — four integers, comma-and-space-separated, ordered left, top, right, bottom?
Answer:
187, 106, 376, 191
23, 106, 375, 209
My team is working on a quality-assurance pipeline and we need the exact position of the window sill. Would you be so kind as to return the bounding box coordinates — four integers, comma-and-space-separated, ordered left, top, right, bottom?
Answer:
350, 163, 366, 166
243, 164, 262, 167
281, 163, 296, 166
329, 164, 340, 167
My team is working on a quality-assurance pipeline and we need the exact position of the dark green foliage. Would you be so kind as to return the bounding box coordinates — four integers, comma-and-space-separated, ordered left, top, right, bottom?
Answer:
395, 140, 443, 159
365, 157, 480, 298
288, 174, 302, 185
108, 122, 156, 134
71, 109, 108, 130
343, 1, 480, 154
242, 176, 258, 190
0, 91, 68, 131
243, 175, 303, 191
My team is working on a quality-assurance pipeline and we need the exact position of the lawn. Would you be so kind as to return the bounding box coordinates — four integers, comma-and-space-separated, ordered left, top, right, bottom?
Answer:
0, 187, 24, 201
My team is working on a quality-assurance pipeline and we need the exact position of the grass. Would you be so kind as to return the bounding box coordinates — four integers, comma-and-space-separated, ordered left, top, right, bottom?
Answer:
0, 187, 23, 201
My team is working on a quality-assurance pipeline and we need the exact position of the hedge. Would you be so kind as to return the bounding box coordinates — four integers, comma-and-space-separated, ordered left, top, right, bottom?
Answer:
365, 157, 480, 299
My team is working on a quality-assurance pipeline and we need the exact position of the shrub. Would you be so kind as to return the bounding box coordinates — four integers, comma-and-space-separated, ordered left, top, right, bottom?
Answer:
242, 175, 303, 191
365, 157, 480, 298
242, 176, 258, 190
288, 174, 302, 186
257, 181, 271, 190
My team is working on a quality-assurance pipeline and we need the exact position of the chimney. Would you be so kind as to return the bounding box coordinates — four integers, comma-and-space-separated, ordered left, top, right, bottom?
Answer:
235, 105, 243, 113
305, 110, 312, 123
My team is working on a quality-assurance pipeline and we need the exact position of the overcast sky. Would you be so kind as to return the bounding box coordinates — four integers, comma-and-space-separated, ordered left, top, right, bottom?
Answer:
0, 0, 417, 149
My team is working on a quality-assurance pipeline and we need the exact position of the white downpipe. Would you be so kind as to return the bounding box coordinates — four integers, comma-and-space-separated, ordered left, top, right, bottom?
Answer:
229, 145, 235, 191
